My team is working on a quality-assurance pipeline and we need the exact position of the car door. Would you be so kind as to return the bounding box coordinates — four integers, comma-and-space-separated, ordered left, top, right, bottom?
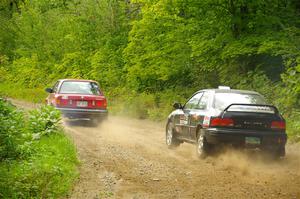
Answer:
180, 92, 204, 139
188, 91, 212, 141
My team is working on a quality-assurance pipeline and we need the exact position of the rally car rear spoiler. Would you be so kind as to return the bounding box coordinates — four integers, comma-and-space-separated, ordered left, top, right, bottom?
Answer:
222, 103, 279, 116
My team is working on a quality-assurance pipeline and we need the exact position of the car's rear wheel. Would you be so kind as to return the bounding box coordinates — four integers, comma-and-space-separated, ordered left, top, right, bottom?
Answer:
196, 130, 212, 159
89, 117, 101, 127
89, 115, 108, 127
266, 146, 285, 159
166, 122, 180, 148
277, 147, 286, 157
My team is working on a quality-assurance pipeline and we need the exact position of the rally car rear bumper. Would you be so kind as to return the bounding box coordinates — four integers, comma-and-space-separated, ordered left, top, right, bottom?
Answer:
56, 107, 108, 119
204, 128, 287, 149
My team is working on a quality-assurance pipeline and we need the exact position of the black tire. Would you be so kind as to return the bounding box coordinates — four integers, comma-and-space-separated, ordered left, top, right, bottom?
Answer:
269, 147, 286, 160
278, 147, 286, 157
89, 118, 100, 127
166, 121, 180, 149
196, 130, 212, 159
262, 146, 285, 160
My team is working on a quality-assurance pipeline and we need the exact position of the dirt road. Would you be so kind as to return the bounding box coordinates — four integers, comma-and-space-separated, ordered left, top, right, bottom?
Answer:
8, 98, 300, 198
64, 116, 300, 199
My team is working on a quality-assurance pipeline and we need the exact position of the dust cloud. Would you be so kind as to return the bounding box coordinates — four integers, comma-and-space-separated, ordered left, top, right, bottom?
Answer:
64, 116, 300, 199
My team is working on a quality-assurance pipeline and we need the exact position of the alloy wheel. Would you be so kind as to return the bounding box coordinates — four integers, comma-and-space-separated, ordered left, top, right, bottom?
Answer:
197, 134, 204, 155
166, 124, 173, 145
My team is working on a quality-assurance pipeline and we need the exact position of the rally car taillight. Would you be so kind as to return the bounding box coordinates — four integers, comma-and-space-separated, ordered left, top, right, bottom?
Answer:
103, 99, 107, 108
210, 117, 234, 127
55, 97, 61, 105
271, 121, 286, 130
95, 98, 107, 109
54, 95, 67, 106
203, 116, 234, 128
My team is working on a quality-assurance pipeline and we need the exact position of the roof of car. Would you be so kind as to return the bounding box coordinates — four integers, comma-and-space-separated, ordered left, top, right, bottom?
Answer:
59, 79, 97, 82
198, 89, 261, 95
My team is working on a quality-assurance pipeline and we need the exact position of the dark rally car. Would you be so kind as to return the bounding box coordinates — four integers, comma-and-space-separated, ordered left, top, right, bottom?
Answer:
45, 79, 108, 125
166, 86, 287, 158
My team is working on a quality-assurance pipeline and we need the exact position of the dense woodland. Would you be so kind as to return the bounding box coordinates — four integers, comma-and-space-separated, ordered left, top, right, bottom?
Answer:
0, 0, 299, 137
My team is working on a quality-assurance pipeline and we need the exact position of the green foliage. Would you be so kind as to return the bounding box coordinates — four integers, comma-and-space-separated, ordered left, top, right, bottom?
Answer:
28, 105, 61, 139
281, 55, 300, 108
286, 113, 300, 142
11, 55, 46, 88
109, 91, 156, 119
124, 1, 192, 92
0, 133, 78, 199
147, 90, 190, 121
0, 83, 45, 103
0, 55, 9, 83
0, 99, 78, 198
109, 88, 192, 120
0, 0, 300, 139
0, 99, 25, 160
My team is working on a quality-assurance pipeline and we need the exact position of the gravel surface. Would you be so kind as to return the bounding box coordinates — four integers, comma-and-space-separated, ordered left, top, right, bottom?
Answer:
64, 116, 300, 199
8, 99, 300, 199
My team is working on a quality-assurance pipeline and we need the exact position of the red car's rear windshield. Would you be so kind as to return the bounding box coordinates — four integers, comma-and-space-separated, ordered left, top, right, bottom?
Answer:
59, 81, 101, 95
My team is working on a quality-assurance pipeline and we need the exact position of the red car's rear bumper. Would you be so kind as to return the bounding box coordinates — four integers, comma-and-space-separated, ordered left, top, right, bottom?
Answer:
56, 107, 108, 119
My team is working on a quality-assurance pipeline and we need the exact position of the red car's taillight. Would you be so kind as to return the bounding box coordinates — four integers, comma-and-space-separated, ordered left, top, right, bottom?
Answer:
103, 99, 107, 108
271, 121, 286, 130
55, 97, 61, 106
96, 98, 107, 109
210, 117, 234, 127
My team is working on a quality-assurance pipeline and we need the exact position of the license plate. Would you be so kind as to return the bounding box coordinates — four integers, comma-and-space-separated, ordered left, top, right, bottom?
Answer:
245, 137, 261, 145
77, 101, 88, 107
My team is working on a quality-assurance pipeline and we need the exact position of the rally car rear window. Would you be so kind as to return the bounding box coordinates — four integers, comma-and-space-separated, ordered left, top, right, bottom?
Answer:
214, 93, 267, 111
59, 81, 101, 95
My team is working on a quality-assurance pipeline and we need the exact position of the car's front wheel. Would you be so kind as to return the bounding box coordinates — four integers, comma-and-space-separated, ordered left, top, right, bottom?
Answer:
166, 122, 180, 148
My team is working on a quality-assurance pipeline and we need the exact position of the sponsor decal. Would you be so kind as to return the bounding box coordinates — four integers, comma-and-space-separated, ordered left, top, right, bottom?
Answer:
203, 116, 210, 127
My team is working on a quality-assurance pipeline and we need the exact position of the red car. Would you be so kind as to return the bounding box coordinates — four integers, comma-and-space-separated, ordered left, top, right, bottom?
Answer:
45, 79, 108, 124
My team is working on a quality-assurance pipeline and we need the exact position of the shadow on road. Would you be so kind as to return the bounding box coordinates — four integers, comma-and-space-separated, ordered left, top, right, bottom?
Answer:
63, 119, 97, 127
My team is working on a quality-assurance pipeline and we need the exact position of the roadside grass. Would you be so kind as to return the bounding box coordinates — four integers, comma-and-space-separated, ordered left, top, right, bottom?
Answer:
0, 133, 78, 198
0, 83, 45, 103
0, 98, 79, 198
107, 88, 190, 121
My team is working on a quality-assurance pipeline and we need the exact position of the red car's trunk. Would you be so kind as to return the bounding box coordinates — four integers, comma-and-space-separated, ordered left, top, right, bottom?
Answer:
54, 94, 107, 109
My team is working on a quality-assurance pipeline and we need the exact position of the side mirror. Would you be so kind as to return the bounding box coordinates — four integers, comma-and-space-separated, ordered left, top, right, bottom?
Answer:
173, 102, 182, 109
45, 88, 53, 93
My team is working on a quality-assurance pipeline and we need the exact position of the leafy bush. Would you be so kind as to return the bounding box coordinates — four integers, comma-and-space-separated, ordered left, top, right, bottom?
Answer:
0, 133, 78, 199
0, 99, 25, 160
117, 92, 157, 119
147, 90, 190, 121
285, 112, 300, 143
28, 105, 61, 139
108, 88, 192, 121
0, 99, 78, 198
